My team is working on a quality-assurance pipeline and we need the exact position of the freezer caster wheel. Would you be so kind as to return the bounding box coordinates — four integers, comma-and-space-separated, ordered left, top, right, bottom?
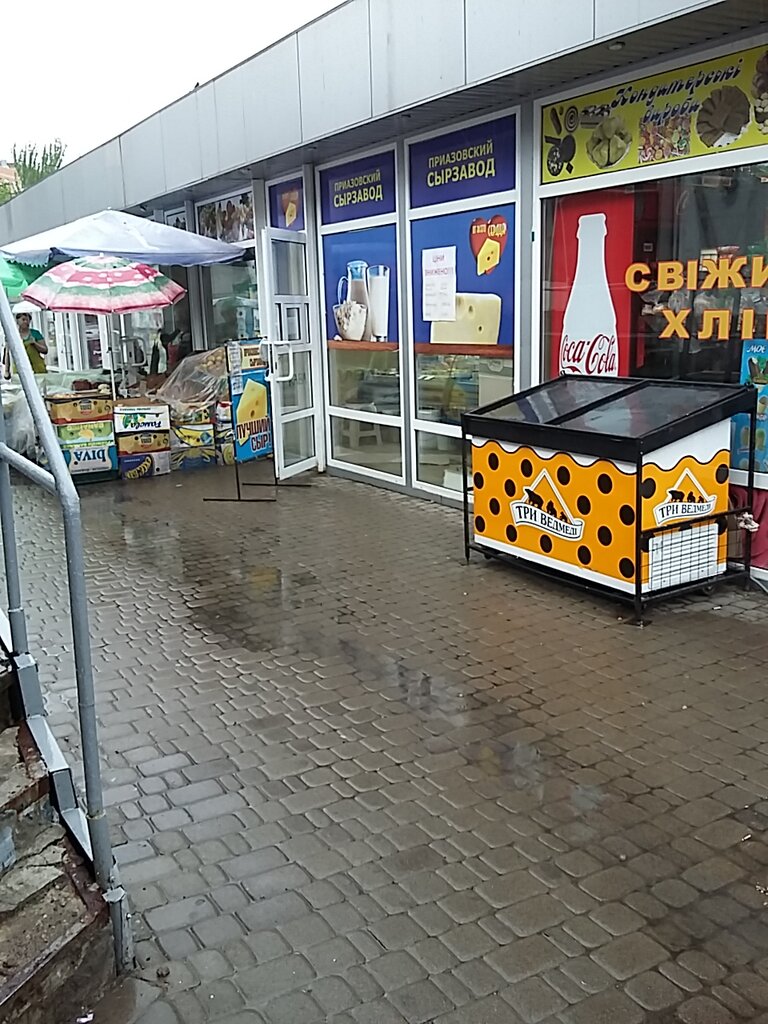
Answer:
483, 552, 493, 560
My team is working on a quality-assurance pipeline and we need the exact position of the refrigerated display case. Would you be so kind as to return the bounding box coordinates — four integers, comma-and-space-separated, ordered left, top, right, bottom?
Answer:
462, 375, 757, 619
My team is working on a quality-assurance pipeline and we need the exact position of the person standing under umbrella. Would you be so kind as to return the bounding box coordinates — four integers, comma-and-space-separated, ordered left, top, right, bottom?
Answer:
3, 310, 47, 376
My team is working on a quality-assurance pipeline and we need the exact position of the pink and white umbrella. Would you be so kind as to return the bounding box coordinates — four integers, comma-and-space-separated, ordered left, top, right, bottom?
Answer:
22, 255, 186, 314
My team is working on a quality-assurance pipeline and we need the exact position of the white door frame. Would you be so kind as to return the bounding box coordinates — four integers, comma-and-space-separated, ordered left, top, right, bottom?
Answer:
260, 226, 323, 480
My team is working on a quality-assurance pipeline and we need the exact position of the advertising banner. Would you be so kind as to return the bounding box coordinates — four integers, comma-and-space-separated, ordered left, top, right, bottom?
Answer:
165, 209, 187, 231
409, 114, 517, 208
319, 152, 396, 226
269, 177, 305, 231
197, 191, 255, 242
541, 43, 768, 184
732, 340, 768, 473
547, 189, 635, 377
323, 224, 398, 343
410, 204, 515, 350
227, 345, 273, 463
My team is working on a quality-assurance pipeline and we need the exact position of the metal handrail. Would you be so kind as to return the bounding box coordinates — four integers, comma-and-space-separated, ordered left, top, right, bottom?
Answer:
0, 283, 130, 971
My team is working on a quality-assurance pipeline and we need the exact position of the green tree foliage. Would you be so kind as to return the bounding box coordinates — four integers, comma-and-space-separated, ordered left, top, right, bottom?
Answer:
0, 140, 65, 204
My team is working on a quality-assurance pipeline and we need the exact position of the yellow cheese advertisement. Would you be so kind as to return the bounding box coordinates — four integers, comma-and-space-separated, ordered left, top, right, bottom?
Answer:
541, 42, 768, 184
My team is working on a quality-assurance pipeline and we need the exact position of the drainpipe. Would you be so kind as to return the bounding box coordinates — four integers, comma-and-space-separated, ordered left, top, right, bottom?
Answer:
0, 283, 133, 972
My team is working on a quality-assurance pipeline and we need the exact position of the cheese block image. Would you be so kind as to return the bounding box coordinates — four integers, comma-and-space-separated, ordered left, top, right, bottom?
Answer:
430, 293, 502, 346
477, 237, 501, 276
237, 378, 268, 424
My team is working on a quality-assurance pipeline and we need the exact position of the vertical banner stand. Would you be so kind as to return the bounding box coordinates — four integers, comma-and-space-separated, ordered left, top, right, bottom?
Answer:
204, 341, 277, 504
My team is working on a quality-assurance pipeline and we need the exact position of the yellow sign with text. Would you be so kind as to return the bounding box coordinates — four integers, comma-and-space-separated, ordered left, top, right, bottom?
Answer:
541, 43, 768, 184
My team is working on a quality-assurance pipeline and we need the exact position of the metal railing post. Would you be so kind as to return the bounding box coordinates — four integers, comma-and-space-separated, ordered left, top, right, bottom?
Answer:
0, 283, 132, 971
0, 387, 31, 655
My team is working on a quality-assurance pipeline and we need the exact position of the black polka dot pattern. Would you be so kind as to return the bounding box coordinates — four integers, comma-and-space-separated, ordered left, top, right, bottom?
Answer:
557, 466, 571, 486
540, 535, 553, 554
597, 474, 613, 495
475, 516, 486, 533
488, 453, 499, 471
489, 498, 500, 516
504, 479, 516, 498
474, 472, 484, 490
715, 463, 729, 484
641, 478, 656, 499
577, 496, 591, 516
578, 546, 592, 565
506, 525, 517, 543
521, 459, 533, 478
598, 527, 612, 546
619, 558, 635, 579
619, 505, 635, 526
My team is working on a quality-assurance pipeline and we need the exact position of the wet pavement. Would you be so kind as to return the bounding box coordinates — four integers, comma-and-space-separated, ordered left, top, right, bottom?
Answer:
7, 466, 768, 1024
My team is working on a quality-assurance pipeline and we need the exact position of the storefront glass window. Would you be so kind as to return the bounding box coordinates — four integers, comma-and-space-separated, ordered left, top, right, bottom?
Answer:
542, 163, 768, 383
319, 150, 402, 479
407, 114, 518, 492
201, 257, 260, 348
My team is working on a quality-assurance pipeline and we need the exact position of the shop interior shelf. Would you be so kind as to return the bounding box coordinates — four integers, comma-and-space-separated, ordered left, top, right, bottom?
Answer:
327, 340, 514, 358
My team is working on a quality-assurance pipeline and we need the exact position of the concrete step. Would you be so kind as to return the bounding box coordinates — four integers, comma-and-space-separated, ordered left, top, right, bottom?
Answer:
0, 725, 114, 1024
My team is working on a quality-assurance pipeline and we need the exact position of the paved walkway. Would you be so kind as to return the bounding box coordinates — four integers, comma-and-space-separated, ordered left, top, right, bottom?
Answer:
9, 468, 768, 1024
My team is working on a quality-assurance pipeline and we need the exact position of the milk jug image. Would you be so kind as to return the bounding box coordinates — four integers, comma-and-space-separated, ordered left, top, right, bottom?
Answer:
558, 213, 619, 376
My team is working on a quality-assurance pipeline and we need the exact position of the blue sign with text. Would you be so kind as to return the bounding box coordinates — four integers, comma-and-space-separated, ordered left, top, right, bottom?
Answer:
319, 152, 396, 226
409, 115, 517, 209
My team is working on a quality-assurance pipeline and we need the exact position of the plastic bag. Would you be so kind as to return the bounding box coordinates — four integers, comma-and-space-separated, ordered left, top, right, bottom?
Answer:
3, 384, 36, 456
153, 347, 229, 422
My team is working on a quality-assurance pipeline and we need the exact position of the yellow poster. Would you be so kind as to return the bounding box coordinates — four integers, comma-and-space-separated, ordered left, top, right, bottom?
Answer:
541, 43, 768, 184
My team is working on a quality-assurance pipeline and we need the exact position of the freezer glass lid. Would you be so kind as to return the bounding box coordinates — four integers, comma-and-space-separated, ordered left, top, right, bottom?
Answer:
483, 377, 630, 423
561, 383, 727, 435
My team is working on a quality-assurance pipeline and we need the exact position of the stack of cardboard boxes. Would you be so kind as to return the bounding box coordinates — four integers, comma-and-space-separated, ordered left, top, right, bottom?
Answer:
170, 407, 216, 471
114, 399, 172, 479
45, 392, 117, 478
215, 401, 235, 466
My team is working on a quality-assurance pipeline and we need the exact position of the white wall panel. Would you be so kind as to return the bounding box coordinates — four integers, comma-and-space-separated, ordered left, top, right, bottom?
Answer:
595, 0, 724, 40
298, 0, 372, 140
466, 0, 594, 83
121, 117, 166, 208
242, 37, 302, 160
195, 85, 220, 182
214, 71, 247, 173
161, 95, 203, 193
370, 0, 465, 115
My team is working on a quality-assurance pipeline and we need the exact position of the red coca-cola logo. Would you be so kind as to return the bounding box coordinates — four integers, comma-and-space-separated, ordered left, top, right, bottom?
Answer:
560, 335, 618, 376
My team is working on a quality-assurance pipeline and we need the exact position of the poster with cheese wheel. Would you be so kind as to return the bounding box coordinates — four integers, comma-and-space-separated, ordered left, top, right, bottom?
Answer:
411, 204, 515, 352
229, 366, 274, 464
471, 418, 731, 596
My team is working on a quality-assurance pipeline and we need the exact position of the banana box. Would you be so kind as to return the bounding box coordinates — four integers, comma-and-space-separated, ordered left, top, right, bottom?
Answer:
113, 400, 170, 434
119, 451, 172, 479
171, 445, 216, 471
170, 423, 215, 449
56, 420, 114, 444
170, 405, 213, 426
47, 393, 113, 425
116, 431, 171, 456
60, 441, 118, 475
216, 442, 235, 466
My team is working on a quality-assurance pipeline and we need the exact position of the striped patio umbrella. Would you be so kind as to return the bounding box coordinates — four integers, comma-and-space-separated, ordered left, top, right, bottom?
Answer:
21, 255, 185, 314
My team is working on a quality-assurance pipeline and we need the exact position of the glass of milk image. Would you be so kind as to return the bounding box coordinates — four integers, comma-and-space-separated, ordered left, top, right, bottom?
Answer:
367, 265, 390, 342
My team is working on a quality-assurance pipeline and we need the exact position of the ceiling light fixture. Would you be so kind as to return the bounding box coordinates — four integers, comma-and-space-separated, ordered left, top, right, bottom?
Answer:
608, 40, 626, 52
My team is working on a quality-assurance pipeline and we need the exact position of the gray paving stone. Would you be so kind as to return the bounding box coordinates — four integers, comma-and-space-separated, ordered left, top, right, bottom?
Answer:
487, 936, 566, 982
592, 932, 669, 980
504, 977, 567, 1022
676, 995, 738, 1024
559, 989, 645, 1024
624, 970, 684, 1011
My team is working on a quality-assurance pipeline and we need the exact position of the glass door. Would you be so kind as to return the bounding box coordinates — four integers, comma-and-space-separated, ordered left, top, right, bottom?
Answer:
261, 228, 322, 480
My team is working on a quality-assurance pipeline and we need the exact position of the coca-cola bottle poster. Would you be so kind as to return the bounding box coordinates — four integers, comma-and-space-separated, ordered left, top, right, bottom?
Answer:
548, 189, 634, 377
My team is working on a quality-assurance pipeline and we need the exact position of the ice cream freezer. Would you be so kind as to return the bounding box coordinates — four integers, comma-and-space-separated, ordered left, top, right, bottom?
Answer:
461, 376, 757, 619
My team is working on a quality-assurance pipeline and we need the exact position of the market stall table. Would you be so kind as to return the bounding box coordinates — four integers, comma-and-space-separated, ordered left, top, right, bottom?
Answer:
462, 375, 756, 620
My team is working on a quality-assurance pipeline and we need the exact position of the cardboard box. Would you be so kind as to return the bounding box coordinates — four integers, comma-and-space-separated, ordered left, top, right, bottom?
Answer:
46, 393, 113, 425
114, 400, 170, 434
170, 423, 215, 449
61, 441, 118, 475
171, 406, 213, 425
215, 425, 235, 445
119, 451, 172, 479
56, 419, 114, 444
171, 445, 216, 471
216, 442, 235, 466
116, 431, 171, 456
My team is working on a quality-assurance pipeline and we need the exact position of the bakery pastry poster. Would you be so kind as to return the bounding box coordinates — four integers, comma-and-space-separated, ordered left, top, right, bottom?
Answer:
541, 42, 768, 184
410, 204, 515, 349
